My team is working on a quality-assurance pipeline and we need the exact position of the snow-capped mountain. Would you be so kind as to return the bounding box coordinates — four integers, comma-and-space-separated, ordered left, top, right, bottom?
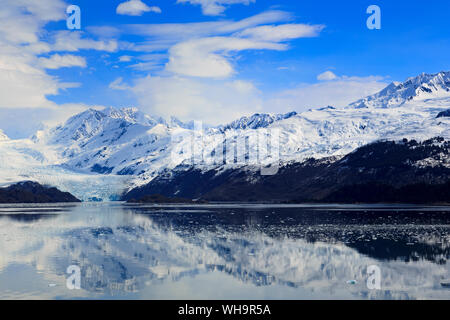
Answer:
349, 71, 450, 109
1, 71, 450, 200
35, 107, 176, 180
218, 111, 298, 132
40, 107, 166, 145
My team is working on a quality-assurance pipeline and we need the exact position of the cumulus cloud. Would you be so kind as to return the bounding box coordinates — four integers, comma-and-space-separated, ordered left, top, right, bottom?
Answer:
39, 54, 86, 69
317, 71, 338, 81
0, 0, 66, 45
166, 37, 285, 78
116, 0, 161, 16
131, 75, 263, 124
126, 72, 388, 125
0, 52, 60, 109
164, 21, 325, 78
108, 10, 307, 77
0, 0, 68, 109
118, 11, 324, 79
0, 0, 120, 116
177, 0, 255, 16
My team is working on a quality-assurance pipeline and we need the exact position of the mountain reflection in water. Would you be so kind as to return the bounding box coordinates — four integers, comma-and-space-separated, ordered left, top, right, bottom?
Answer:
0, 203, 449, 300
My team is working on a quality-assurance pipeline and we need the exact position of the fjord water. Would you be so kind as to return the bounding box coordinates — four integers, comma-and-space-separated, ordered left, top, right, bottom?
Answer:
0, 203, 449, 300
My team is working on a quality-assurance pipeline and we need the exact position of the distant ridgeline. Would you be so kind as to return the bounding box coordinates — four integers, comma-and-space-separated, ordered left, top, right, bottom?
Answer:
0, 181, 81, 203
124, 137, 450, 204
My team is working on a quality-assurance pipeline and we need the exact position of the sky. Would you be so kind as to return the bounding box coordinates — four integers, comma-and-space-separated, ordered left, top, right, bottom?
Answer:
0, 0, 450, 138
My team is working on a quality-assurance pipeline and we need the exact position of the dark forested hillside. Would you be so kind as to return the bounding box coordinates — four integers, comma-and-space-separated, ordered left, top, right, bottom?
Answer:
124, 137, 450, 204
0, 181, 81, 203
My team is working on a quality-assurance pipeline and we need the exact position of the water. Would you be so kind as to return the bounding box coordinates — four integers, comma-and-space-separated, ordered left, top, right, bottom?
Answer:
0, 202, 450, 300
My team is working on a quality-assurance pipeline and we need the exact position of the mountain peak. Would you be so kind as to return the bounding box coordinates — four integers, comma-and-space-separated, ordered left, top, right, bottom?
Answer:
219, 111, 298, 131
169, 116, 195, 129
349, 71, 450, 109
103, 107, 167, 127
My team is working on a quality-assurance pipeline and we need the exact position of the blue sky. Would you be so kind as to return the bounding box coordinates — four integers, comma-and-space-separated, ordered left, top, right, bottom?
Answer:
0, 0, 450, 138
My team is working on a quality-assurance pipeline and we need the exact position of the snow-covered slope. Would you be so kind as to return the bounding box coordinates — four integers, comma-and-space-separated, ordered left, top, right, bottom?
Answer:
1, 71, 450, 200
349, 71, 450, 109
218, 111, 298, 131
35, 107, 178, 180
0, 129, 8, 141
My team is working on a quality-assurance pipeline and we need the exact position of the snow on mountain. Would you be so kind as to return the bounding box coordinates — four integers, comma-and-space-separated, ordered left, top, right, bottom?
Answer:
349, 71, 450, 109
35, 107, 170, 174
0, 129, 8, 141
169, 116, 195, 129
1, 71, 450, 200
218, 111, 298, 132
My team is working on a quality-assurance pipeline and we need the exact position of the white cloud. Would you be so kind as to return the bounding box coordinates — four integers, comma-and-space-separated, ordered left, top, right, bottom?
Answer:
39, 54, 87, 69
0, 52, 60, 108
0, 0, 66, 45
51, 31, 118, 52
165, 37, 285, 78
131, 75, 263, 124
265, 76, 388, 114
0, 0, 119, 113
0, 0, 69, 109
317, 71, 338, 81
119, 11, 324, 78
119, 55, 133, 62
123, 10, 292, 41
236, 24, 325, 42
83, 11, 290, 56
109, 77, 130, 90
177, 0, 255, 16
116, 0, 161, 16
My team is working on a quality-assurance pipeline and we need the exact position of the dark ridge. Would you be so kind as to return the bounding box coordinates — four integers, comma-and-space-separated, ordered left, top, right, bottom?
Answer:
0, 181, 81, 203
437, 109, 450, 118
123, 137, 450, 204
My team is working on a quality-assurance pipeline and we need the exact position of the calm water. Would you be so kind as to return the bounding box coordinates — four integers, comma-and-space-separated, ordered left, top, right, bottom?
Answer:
0, 202, 450, 300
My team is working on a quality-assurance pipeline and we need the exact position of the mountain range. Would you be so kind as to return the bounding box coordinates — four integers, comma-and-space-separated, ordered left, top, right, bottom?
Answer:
1, 71, 450, 202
